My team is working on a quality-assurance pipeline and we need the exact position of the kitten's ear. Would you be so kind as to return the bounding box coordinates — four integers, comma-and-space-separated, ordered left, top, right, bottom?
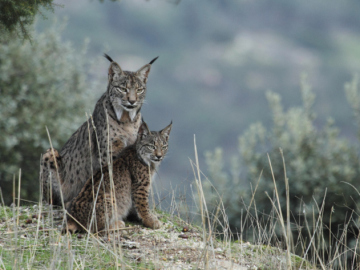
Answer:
138, 121, 151, 139
136, 56, 158, 83
160, 121, 172, 141
104, 54, 123, 80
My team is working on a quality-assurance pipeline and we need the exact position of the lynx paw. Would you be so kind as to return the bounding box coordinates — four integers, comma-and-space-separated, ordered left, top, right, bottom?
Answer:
109, 220, 125, 231
143, 217, 162, 229
62, 220, 79, 234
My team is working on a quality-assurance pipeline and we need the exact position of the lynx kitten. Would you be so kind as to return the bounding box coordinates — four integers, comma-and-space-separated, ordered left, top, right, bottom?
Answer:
65, 121, 172, 233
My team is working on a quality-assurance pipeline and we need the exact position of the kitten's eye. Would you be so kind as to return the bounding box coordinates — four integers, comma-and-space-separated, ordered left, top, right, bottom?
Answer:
162, 145, 168, 150
147, 145, 156, 150
116, 87, 127, 93
137, 88, 145, 94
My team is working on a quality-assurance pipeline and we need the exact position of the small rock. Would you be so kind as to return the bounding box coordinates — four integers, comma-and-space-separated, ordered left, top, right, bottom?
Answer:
25, 219, 32, 224
178, 234, 189, 239
122, 241, 139, 249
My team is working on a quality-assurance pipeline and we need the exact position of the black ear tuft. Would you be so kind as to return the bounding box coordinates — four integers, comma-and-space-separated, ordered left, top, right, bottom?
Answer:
149, 56, 159, 65
104, 53, 114, 63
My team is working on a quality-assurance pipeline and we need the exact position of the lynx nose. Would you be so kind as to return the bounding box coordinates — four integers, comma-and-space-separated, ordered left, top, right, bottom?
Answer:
128, 91, 136, 105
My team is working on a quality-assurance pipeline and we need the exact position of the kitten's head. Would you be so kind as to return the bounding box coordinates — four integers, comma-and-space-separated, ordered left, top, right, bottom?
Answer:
104, 54, 158, 121
136, 121, 172, 166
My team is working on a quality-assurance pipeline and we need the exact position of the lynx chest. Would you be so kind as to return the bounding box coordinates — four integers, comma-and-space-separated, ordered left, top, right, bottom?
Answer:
105, 111, 141, 158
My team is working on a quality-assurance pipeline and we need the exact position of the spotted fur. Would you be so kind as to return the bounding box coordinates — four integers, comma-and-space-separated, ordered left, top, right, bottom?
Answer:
40, 55, 158, 205
65, 121, 172, 233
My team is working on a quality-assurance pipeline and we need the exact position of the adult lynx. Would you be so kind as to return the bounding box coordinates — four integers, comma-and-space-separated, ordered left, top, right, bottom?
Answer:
65, 121, 172, 233
40, 54, 158, 205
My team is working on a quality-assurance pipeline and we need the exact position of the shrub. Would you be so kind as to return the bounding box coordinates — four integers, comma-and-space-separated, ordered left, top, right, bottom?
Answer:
0, 0, 54, 40
0, 24, 101, 204
205, 76, 360, 263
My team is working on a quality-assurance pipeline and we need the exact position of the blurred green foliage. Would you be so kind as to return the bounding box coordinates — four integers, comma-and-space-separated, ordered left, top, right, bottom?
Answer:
0, 0, 54, 39
0, 24, 101, 204
0, 0, 119, 40
205, 76, 360, 257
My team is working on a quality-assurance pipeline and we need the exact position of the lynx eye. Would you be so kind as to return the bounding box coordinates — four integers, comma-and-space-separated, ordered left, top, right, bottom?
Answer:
136, 88, 145, 94
116, 87, 127, 93
147, 145, 156, 150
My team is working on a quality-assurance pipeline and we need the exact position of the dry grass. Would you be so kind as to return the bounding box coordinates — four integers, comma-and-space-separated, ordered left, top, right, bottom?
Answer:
1, 130, 359, 269
0, 189, 314, 270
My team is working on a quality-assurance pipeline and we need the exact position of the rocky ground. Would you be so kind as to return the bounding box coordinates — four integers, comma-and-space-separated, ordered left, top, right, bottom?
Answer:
0, 204, 315, 269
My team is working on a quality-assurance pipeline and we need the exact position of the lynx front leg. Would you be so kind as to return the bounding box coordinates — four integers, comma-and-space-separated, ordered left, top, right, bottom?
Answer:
40, 148, 63, 206
132, 185, 161, 229
94, 193, 128, 233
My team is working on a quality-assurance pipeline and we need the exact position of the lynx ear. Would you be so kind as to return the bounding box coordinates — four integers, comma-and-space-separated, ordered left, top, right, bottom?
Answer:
136, 56, 158, 83
109, 62, 123, 77
138, 121, 151, 138
160, 121, 172, 141
136, 64, 151, 83
104, 54, 123, 80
